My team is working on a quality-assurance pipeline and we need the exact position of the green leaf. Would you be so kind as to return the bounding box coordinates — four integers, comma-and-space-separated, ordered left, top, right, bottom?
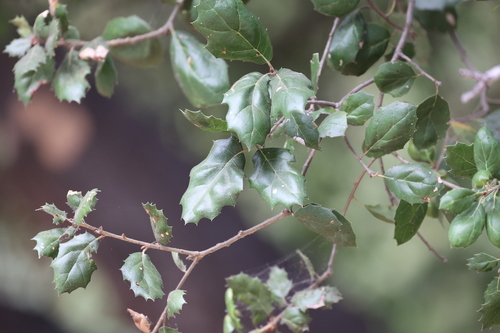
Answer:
95, 56, 117, 98
327, 12, 364, 72
10, 16, 32, 38
33, 11, 50, 41
32, 228, 66, 259
269, 68, 315, 119
394, 200, 428, 245
448, 202, 485, 248
266, 266, 292, 304
445, 142, 477, 178
181, 109, 228, 132
63, 25, 80, 40
340, 91, 374, 126
181, 136, 245, 224
45, 19, 60, 58
171, 252, 187, 272
365, 204, 395, 223
143, 203, 172, 245
281, 307, 311, 333
51, 232, 99, 294
363, 101, 417, 157
285, 111, 320, 148
13, 45, 46, 78
296, 249, 316, 280
4, 38, 32, 57
318, 111, 348, 138
15, 57, 55, 105
121, 252, 165, 301
384, 163, 444, 204
224, 288, 242, 332
467, 253, 499, 272
167, 290, 187, 318
415, 0, 462, 10
486, 197, 500, 248
249, 148, 306, 209
54, 3, 69, 33
73, 189, 99, 225
474, 126, 500, 175
385, 42, 416, 62
311, 0, 360, 17
38, 203, 67, 225
192, 0, 273, 64
223, 72, 271, 148
291, 286, 342, 311
414, 7, 457, 33
479, 277, 500, 329
66, 190, 83, 211
171, 30, 230, 107
310, 52, 320, 91
102, 15, 162, 67
52, 51, 91, 103
159, 327, 181, 333
407, 140, 435, 163
374, 61, 417, 97
413, 95, 450, 149
294, 204, 356, 247
439, 188, 481, 214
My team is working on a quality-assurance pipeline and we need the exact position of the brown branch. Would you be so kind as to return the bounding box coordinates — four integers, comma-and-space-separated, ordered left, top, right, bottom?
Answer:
379, 158, 398, 206
449, 29, 476, 71
416, 232, 448, 263
315, 18, 341, 88
366, 0, 405, 32
337, 78, 375, 106
399, 53, 442, 86
391, 0, 415, 63
344, 136, 378, 177
343, 159, 377, 215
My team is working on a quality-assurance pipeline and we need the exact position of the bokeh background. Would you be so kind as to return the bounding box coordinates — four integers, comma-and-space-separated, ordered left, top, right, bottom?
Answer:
1, 0, 500, 332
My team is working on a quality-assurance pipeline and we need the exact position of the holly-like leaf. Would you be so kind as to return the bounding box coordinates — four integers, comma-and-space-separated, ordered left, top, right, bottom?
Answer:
414, 94, 450, 149
171, 252, 187, 272
95, 56, 117, 98
38, 203, 67, 225
310, 52, 320, 91
318, 111, 348, 138
51, 51, 91, 103
45, 18, 60, 58
143, 203, 172, 245
311, 0, 360, 17
13, 45, 46, 78
32, 228, 66, 258
365, 204, 395, 223
192, 0, 273, 64
439, 188, 481, 214
15, 58, 55, 105
340, 91, 374, 126
327, 12, 364, 72
285, 111, 320, 148
291, 286, 342, 311
181, 136, 245, 224
467, 253, 499, 272
474, 125, 500, 175
394, 200, 428, 245
4, 38, 32, 57
66, 190, 83, 211
73, 189, 99, 225
479, 277, 500, 329
281, 307, 311, 333
182, 109, 228, 132
167, 290, 187, 318
50, 232, 99, 294
10, 16, 32, 38
374, 61, 417, 97
363, 101, 417, 157
266, 266, 292, 304
445, 142, 477, 178
171, 30, 230, 107
384, 163, 443, 204
448, 202, 485, 248
223, 72, 271, 148
249, 148, 305, 209
121, 252, 165, 301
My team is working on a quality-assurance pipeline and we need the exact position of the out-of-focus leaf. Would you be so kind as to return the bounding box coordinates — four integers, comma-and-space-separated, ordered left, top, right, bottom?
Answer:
38, 202, 67, 225
374, 61, 417, 97
340, 91, 374, 126
73, 189, 99, 225
4, 38, 32, 57
445, 143, 477, 178
311, 0, 360, 17
415, 0, 462, 10
407, 140, 435, 164
467, 253, 499, 272
291, 286, 342, 311
121, 252, 165, 300
167, 290, 187, 318
474, 126, 500, 175
285, 111, 320, 148
15, 58, 54, 105
266, 266, 292, 305
296, 249, 316, 280
66, 190, 83, 211
171, 252, 186, 273
159, 327, 180, 333
439, 188, 481, 214
365, 204, 395, 223
45, 19, 60, 57
224, 288, 242, 332
63, 26, 80, 40
414, 94, 450, 149
10, 16, 32, 38
281, 307, 311, 333
327, 12, 364, 71
143, 203, 172, 245
52, 51, 90, 103
414, 7, 457, 33
13, 45, 46, 78
182, 109, 228, 132
479, 277, 500, 329
32, 228, 66, 259
310, 52, 320, 91
394, 200, 428, 245
95, 56, 117, 98
448, 202, 485, 248
318, 111, 348, 138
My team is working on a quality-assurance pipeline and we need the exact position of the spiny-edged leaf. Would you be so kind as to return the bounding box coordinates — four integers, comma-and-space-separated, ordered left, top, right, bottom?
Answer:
192, 0, 273, 64
223, 72, 271, 148
363, 101, 417, 157
167, 290, 187, 318
143, 203, 172, 245
15, 57, 55, 105
10, 16, 32, 38
171, 252, 187, 272
479, 277, 500, 329
159, 327, 181, 333
45, 19, 60, 57
66, 190, 83, 211
318, 110, 348, 138
226, 273, 274, 325
474, 125, 500, 175
102, 15, 162, 67
384, 163, 443, 204
413, 94, 450, 149
312, 0, 360, 17
365, 204, 395, 223
73, 189, 99, 225
266, 266, 292, 305
50, 232, 99, 294
269, 68, 315, 119
310, 52, 320, 92
13, 45, 46, 78
374, 61, 417, 97
33, 10, 50, 41
38, 203, 67, 225
467, 253, 499, 272
281, 307, 311, 333
448, 202, 485, 248
439, 188, 481, 214
285, 111, 320, 148
249, 148, 305, 209
4, 38, 32, 57
414, 7, 457, 33
95, 56, 117, 98
32, 228, 66, 259
171, 30, 230, 107
394, 200, 428, 245
181, 136, 245, 224
327, 11, 364, 71
121, 252, 165, 300
291, 286, 342, 311
296, 249, 316, 280
294, 204, 356, 247
182, 109, 228, 132
52, 51, 91, 103
340, 91, 374, 126
445, 142, 477, 178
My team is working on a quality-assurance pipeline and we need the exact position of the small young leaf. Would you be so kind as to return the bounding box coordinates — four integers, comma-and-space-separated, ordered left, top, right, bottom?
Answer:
474, 125, 500, 175
365, 204, 395, 223
45, 18, 60, 57
10, 16, 32, 38
281, 307, 311, 333
73, 189, 99, 225
285, 111, 320, 148
167, 290, 187, 318
181, 109, 228, 132
296, 249, 316, 280
13, 45, 47, 78
171, 252, 187, 273
311, 0, 360, 17
143, 203, 172, 245
448, 202, 485, 248
374, 61, 417, 97
318, 111, 348, 138
340, 91, 374, 126
467, 253, 499, 272
121, 252, 165, 301
66, 190, 83, 211
327, 12, 364, 72
394, 200, 428, 245
413, 94, 450, 150
479, 277, 500, 329
310, 52, 320, 91
266, 266, 292, 304
95, 56, 117, 98
38, 203, 67, 225
32, 228, 66, 258
51, 51, 91, 103
4, 38, 32, 57
445, 143, 477, 178
291, 286, 342, 311
439, 188, 481, 214
14, 58, 55, 105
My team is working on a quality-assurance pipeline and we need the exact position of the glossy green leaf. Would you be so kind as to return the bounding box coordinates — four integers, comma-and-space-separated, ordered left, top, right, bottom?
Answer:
445, 143, 477, 178
479, 277, 500, 329
394, 200, 428, 245
45, 19, 60, 57
311, 0, 360, 17
414, 95, 450, 149
310, 52, 320, 91
327, 12, 364, 71
102, 16, 162, 67
340, 91, 374, 126
182, 109, 228, 132
249, 148, 305, 209
285, 111, 320, 148
192, 0, 273, 64
365, 204, 395, 223
294, 204, 356, 247
467, 253, 499, 272
121, 252, 165, 300
73, 189, 99, 225
266, 266, 292, 304
181, 136, 245, 224
486, 199, 500, 248
66, 190, 83, 211
172, 252, 187, 273
14, 58, 55, 105
281, 307, 311, 333
414, 7, 457, 33
439, 188, 481, 214
448, 202, 485, 248
52, 51, 91, 103
13, 45, 46, 78
4, 38, 32, 57
223, 72, 271, 148
374, 61, 417, 97
474, 126, 500, 175
38, 203, 67, 225
51, 232, 99, 294
318, 111, 348, 138
363, 101, 417, 157
291, 286, 342, 311
167, 290, 187, 318
171, 30, 230, 107
296, 249, 316, 280
384, 163, 443, 204
32, 228, 66, 259
10, 16, 32, 38
408, 140, 435, 163
143, 203, 172, 245
95, 56, 117, 98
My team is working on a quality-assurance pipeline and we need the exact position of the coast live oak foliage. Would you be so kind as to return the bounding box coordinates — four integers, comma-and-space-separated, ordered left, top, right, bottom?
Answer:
5, 0, 500, 332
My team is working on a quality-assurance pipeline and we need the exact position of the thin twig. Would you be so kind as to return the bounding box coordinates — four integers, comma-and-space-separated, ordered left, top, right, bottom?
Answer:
366, 0, 404, 32
267, 117, 286, 139
416, 232, 448, 263
344, 136, 378, 177
391, 152, 409, 164
337, 78, 375, 106
391, 0, 415, 63
449, 29, 476, 71
343, 159, 376, 215
400, 53, 442, 86
302, 148, 318, 175
315, 18, 341, 88
379, 159, 398, 206
434, 128, 450, 171
376, 91, 385, 109
441, 179, 463, 190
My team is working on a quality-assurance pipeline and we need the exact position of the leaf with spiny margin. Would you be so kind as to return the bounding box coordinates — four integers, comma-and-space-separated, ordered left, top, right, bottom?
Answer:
15, 58, 55, 105
365, 204, 395, 223
311, 0, 360, 17
167, 290, 187, 318
318, 110, 348, 138
310, 52, 320, 92
121, 252, 165, 300
266, 266, 292, 306
171, 252, 186, 273
33, 11, 49, 41
363, 101, 417, 157
439, 188, 481, 214
445, 142, 476, 178
45, 19, 60, 57
296, 249, 316, 280
414, 94, 450, 149
327, 11, 364, 72
479, 277, 500, 329
223, 72, 271, 148
50, 232, 98, 294
468, 253, 499, 272
226, 273, 274, 325
66, 190, 83, 211
143, 203, 172, 245
269, 68, 315, 119
32, 228, 65, 259
182, 109, 228, 132
291, 286, 342, 311
192, 0, 273, 64
474, 126, 500, 175
249, 148, 305, 209
281, 307, 311, 333
10, 16, 32, 38
340, 91, 374, 126
95, 56, 117, 98
293, 204, 356, 247
384, 163, 443, 204
13, 45, 46, 78
73, 189, 99, 225
394, 200, 428, 245
4, 38, 32, 57
285, 111, 320, 148
374, 61, 417, 97
181, 136, 245, 224
51, 51, 90, 103
171, 30, 229, 107
38, 203, 67, 225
